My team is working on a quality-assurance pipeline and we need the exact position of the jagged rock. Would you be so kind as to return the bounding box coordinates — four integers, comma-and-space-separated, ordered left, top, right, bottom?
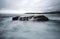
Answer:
12, 16, 19, 20
12, 15, 49, 21
19, 17, 28, 21
19, 16, 33, 21
33, 15, 49, 21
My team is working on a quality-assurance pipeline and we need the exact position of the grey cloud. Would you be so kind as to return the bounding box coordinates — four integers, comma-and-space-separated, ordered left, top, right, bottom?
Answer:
0, 0, 60, 11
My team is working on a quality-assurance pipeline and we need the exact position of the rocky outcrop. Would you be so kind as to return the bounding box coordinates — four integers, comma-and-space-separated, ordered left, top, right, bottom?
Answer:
19, 17, 28, 21
19, 16, 33, 21
12, 16, 19, 20
33, 15, 49, 21
12, 15, 49, 21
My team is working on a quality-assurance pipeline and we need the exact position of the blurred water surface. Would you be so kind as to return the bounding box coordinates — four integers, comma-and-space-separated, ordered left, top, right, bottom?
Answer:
0, 14, 60, 39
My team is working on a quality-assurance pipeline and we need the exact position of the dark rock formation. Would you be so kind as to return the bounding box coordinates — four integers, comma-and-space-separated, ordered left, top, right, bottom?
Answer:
19, 17, 28, 21
12, 16, 19, 20
19, 16, 33, 21
33, 15, 49, 21
12, 15, 49, 21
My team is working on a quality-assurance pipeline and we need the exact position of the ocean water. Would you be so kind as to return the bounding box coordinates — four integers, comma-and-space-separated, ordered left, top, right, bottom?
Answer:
0, 14, 60, 39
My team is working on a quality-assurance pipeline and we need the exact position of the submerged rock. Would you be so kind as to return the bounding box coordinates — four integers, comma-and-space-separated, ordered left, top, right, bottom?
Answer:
12, 15, 49, 21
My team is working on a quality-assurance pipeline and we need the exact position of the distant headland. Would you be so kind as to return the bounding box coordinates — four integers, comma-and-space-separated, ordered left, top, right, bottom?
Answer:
25, 11, 60, 14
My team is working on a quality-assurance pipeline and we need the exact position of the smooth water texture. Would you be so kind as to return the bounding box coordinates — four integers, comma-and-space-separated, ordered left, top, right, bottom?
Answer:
0, 14, 60, 39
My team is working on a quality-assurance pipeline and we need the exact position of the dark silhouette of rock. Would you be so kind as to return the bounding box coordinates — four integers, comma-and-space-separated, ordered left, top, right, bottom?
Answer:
12, 15, 49, 21
19, 16, 33, 21
19, 17, 28, 21
12, 16, 19, 20
33, 15, 49, 21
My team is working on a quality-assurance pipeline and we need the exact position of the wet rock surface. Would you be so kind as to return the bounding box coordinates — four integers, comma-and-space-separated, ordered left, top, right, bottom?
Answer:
12, 15, 49, 21
33, 15, 49, 21
12, 16, 19, 21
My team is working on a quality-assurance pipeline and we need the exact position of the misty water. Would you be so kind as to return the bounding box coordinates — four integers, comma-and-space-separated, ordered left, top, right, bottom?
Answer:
0, 14, 60, 39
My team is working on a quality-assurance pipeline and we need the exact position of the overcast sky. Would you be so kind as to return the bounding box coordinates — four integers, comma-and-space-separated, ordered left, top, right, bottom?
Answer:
0, 0, 60, 14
